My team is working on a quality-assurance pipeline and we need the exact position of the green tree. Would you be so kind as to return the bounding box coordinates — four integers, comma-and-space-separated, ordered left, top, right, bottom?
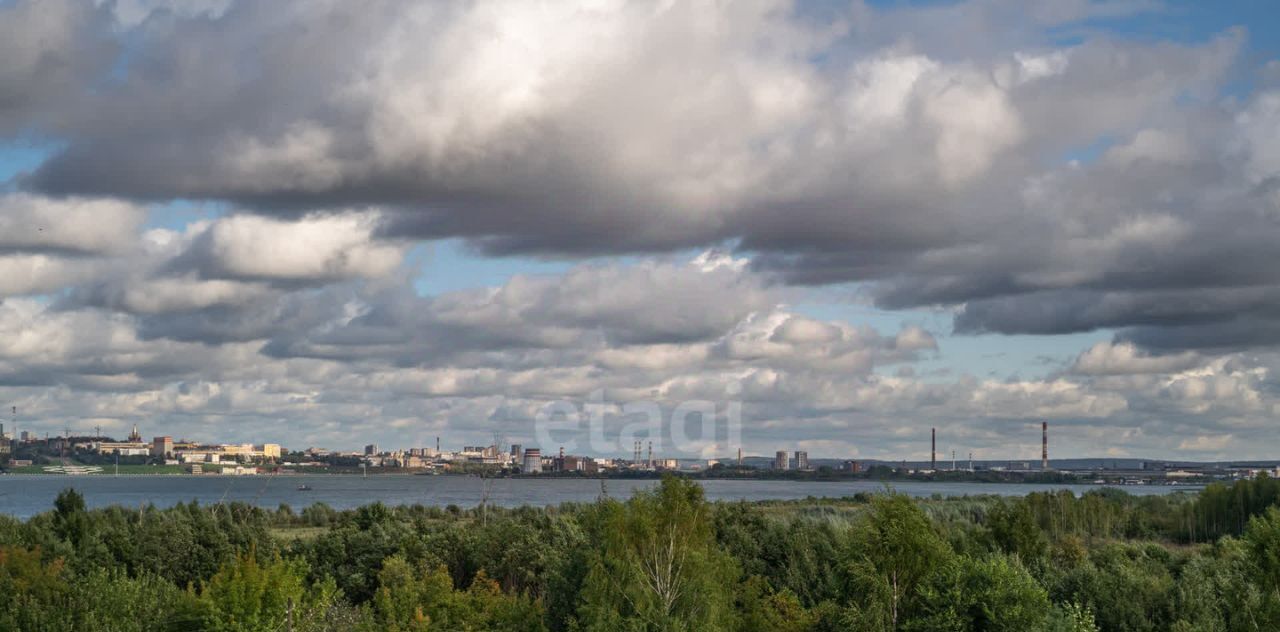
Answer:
192, 551, 340, 632
987, 500, 1048, 564
907, 554, 1049, 632
734, 575, 813, 632
0, 546, 73, 631
367, 555, 545, 631
1046, 602, 1100, 632
841, 494, 953, 629
52, 488, 91, 549
575, 476, 738, 631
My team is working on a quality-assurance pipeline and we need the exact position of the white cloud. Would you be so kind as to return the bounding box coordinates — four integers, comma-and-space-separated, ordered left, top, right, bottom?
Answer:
0, 193, 144, 255
2, 0, 1280, 460
1072, 341, 1201, 376
195, 212, 405, 281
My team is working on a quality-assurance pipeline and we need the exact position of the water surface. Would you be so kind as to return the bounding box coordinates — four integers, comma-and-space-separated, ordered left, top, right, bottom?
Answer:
0, 475, 1199, 520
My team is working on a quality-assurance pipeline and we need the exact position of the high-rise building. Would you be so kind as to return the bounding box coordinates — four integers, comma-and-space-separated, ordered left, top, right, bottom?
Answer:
794, 450, 809, 471
510, 444, 523, 459
523, 448, 543, 474
152, 436, 173, 458
774, 450, 789, 470
364, 444, 380, 456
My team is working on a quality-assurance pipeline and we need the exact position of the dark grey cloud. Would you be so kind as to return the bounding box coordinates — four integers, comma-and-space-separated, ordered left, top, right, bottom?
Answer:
0, 0, 116, 134
8, 0, 1273, 353
4, 0, 1280, 458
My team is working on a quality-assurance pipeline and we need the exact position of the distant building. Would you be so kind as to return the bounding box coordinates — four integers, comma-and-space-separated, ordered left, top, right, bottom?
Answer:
95, 441, 150, 456
795, 451, 810, 471
180, 451, 221, 464
842, 460, 862, 473
510, 444, 523, 459
774, 450, 789, 470
172, 443, 280, 463
364, 444, 379, 456
19, 431, 30, 442
127, 424, 143, 443
523, 448, 543, 474
152, 436, 173, 458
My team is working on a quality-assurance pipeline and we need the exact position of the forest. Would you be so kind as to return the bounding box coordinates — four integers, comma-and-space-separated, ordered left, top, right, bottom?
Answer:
3, 475, 1280, 631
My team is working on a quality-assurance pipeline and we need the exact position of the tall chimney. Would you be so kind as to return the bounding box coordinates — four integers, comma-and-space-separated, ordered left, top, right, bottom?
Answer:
647, 441, 653, 468
931, 428, 936, 470
1041, 422, 1049, 471
737, 447, 743, 466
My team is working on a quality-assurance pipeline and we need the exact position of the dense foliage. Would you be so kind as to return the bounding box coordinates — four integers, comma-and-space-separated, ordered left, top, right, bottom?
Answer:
4, 475, 1280, 631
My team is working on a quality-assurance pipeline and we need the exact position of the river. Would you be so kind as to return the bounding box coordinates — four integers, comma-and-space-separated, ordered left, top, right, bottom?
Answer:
0, 474, 1200, 520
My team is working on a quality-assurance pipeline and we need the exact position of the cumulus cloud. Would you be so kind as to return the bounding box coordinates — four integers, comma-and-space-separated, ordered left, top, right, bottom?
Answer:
6, 0, 1270, 351
3, 0, 1280, 459
0, 0, 115, 133
0, 255, 93, 297
0, 194, 145, 255
181, 212, 405, 282
1071, 341, 1201, 376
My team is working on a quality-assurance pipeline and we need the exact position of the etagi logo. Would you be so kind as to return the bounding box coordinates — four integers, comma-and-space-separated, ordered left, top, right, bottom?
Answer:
531, 383, 742, 459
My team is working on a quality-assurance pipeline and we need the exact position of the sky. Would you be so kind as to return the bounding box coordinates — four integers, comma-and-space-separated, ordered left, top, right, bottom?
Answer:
2, 0, 1280, 462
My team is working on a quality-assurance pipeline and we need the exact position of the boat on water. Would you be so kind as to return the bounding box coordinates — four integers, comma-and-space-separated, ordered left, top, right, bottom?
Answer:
296, 484, 312, 491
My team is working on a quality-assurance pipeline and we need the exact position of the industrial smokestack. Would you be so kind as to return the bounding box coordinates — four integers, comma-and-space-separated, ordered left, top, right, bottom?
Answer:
931, 428, 936, 470
1041, 422, 1049, 471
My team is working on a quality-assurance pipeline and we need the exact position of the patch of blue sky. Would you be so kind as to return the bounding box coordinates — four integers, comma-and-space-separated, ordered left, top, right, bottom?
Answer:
411, 241, 703, 296
790, 286, 1111, 381
1060, 133, 1119, 165
1058, 1, 1279, 103
0, 142, 56, 186
142, 199, 228, 232
411, 239, 575, 296
912, 329, 1112, 382
856, 0, 1279, 50
1074, 1, 1279, 50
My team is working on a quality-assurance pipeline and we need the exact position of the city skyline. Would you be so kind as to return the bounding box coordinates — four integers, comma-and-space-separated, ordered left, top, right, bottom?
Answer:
2, 1, 1280, 461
